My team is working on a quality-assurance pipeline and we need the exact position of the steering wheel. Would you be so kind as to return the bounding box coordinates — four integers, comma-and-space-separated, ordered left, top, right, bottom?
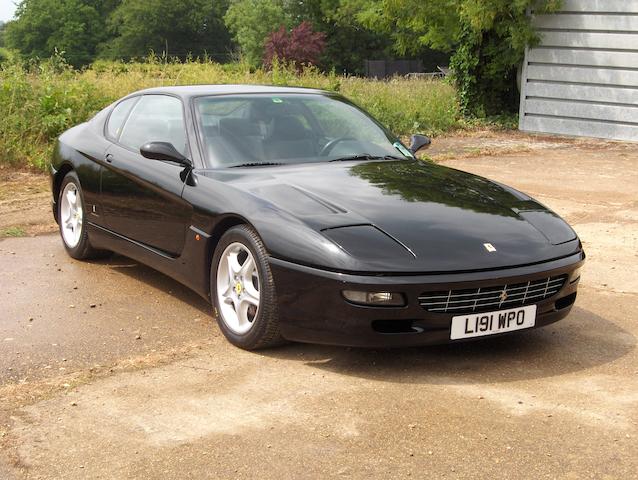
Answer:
319, 136, 358, 156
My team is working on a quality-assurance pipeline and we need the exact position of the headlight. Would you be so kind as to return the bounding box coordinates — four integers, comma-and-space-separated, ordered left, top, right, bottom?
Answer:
342, 290, 406, 307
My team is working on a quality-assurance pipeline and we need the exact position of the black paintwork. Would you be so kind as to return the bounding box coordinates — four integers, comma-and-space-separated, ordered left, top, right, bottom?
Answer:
50, 85, 584, 346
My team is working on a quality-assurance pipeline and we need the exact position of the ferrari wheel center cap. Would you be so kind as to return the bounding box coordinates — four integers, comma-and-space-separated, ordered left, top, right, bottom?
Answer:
234, 282, 243, 296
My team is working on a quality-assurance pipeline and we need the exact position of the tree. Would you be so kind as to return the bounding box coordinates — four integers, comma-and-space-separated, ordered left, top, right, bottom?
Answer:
287, 0, 395, 75
102, 0, 232, 61
346, 0, 460, 53
224, 0, 289, 67
449, 0, 562, 116
341, 0, 562, 115
264, 21, 326, 68
4, 0, 109, 67
225, 0, 395, 73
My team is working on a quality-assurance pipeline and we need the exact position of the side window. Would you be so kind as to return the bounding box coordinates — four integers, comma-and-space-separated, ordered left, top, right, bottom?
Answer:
106, 97, 138, 140
118, 95, 187, 155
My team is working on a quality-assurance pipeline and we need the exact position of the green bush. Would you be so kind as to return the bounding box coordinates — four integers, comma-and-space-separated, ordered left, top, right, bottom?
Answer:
0, 47, 14, 64
0, 57, 461, 170
0, 56, 111, 169
345, 0, 562, 117
449, 1, 562, 116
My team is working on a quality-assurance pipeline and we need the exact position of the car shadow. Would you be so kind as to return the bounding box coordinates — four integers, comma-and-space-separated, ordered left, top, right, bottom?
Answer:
85, 254, 634, 386
263, 306, 635, 385
89, 254, 212, 316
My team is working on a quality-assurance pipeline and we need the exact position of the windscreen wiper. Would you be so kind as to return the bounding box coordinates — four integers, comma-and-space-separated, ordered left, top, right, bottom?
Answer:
328, 154, 404, 162
229, 162, 286, 168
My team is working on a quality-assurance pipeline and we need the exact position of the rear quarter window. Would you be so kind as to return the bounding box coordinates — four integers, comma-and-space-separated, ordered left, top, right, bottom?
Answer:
106, 97, 138, 140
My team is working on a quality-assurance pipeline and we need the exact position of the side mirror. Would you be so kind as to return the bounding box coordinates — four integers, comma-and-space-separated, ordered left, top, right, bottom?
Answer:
140, 142, 192, 168
408, 134, 431, 154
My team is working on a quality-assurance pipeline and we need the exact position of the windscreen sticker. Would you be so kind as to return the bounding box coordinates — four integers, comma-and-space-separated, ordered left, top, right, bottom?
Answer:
394, 141, 414, 158
272, 97, 283, 103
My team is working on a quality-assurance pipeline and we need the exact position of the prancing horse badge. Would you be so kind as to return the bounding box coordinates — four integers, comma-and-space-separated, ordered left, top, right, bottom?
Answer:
483, 243, 497, 253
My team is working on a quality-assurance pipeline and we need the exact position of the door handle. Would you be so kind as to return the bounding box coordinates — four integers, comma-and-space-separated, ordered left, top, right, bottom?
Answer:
105, 153, 114, 164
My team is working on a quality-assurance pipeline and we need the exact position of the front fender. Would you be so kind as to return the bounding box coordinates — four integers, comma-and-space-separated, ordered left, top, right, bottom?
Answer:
182, 172, 364, 272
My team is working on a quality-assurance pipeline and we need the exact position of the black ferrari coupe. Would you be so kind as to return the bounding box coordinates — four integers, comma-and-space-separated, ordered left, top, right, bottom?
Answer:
50, 85, 584, 349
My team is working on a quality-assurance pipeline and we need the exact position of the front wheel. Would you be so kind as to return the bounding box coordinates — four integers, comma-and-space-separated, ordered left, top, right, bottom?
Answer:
211, 225, 284, 350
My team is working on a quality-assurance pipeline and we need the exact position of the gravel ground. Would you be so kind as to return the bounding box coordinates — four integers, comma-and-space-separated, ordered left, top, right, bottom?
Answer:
0, 132, 637, 479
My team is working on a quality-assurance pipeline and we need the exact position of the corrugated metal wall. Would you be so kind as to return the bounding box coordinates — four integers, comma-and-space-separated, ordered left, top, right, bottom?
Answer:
519, 0, 638, 141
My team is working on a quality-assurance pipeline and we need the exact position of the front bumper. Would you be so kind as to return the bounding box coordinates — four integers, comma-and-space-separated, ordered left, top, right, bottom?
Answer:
269, 251, 585, 347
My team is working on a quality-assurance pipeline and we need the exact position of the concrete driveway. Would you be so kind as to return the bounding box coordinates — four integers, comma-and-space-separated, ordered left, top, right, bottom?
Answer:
1, 134, 637, 479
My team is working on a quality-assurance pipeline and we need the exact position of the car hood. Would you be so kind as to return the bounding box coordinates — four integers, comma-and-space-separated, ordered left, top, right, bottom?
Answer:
199, 159, 580, 273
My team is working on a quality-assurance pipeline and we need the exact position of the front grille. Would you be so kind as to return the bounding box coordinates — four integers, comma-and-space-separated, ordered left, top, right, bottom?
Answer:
418, 275, 568, 314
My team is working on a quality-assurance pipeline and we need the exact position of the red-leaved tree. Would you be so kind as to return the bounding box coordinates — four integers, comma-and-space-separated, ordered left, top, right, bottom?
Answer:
263, 21, 326, 69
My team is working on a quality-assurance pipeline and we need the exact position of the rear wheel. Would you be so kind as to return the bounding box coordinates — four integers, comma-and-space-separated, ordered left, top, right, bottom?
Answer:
211, 225, 284, 349
57, 171, 105, 260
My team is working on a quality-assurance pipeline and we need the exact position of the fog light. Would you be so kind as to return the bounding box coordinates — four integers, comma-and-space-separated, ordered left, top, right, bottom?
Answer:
342, 290, 406, 307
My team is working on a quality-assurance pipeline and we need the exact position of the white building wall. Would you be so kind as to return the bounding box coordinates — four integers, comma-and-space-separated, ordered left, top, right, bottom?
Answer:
519, 0, 638, 141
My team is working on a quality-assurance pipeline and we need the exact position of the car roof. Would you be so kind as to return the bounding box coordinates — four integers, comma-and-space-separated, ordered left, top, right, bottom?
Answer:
132, 84, 330, 99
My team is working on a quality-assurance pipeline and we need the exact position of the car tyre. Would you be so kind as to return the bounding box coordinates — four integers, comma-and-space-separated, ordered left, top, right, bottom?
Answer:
58, 171, 107, 260
211, 224, 285, 350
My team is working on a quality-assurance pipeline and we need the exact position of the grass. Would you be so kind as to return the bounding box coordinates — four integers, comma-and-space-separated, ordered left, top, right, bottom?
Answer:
1, 226, 27, 237
0, 54, 462, 171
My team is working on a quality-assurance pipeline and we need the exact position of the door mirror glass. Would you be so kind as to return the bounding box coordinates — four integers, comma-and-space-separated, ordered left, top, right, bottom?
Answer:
408, 134, 431, 154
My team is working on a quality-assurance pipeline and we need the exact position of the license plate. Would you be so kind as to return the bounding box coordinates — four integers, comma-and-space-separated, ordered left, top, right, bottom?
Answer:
450, 305, 537, 340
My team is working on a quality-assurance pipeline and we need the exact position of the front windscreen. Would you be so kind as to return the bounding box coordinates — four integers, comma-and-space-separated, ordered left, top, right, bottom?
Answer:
194, 93, 411, 168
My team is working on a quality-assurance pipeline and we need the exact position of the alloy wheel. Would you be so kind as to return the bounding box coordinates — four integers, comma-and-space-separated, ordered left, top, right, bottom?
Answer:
60, 182, 83, 248
216, 242, 261, 334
